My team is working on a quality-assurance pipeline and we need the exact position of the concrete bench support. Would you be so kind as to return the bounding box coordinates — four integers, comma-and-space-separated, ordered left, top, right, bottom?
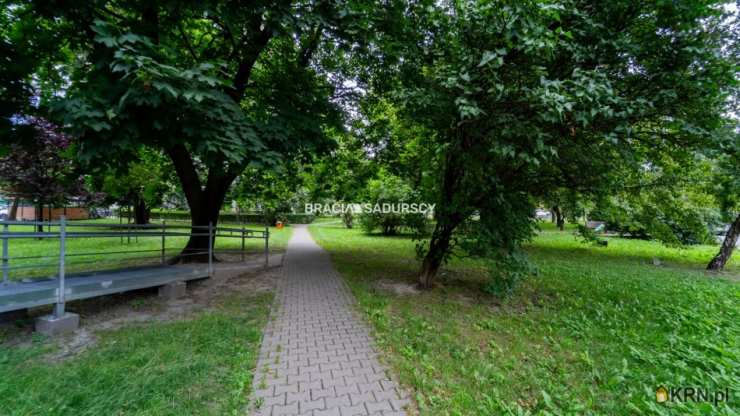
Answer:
158, 281, 186, 299
35, 313, 79, 336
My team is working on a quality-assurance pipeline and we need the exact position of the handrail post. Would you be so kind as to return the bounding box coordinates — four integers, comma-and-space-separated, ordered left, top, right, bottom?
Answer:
161, 220, 166, 264
2, 223, 8, 285
119, 208, 123, 245
208, 222, 213, 277
264, 226, 269, 268
54, 216, 66, 318
241, 223, 245, 261
127, 206, 131, 244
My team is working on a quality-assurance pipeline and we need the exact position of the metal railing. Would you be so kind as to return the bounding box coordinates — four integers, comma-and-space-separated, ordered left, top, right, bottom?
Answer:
0, 217, 269, 318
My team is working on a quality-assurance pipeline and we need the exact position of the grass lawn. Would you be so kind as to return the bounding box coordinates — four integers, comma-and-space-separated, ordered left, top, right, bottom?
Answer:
1, 219, 293, 281
309, 221, 739, 415
0, 291, 272, 415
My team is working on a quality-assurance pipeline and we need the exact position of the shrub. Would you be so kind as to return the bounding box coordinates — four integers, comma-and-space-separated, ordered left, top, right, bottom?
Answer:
357, 175, 428, 235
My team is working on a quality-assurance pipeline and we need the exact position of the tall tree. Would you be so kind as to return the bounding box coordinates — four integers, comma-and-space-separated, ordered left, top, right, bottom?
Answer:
368, 1, 738, 288
17, 0, 379, 260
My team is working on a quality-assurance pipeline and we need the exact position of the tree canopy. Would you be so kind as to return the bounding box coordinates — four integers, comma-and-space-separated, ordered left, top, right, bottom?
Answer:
1, 0, 737, 278
357, 0, 738, 287
6, 0, 390, 257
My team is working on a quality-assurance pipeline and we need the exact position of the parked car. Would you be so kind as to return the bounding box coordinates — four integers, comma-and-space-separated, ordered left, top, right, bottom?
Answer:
535, 208, 551, 220
0, 207, 8, 220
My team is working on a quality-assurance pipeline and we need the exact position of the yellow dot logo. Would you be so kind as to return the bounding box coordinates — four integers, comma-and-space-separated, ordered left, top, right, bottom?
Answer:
656, 386, 669, 403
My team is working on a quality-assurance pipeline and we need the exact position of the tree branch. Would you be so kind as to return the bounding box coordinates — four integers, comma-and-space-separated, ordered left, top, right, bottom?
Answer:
177, 22, 199, 61
298, 24, 323, 67
229, 23, 273, 102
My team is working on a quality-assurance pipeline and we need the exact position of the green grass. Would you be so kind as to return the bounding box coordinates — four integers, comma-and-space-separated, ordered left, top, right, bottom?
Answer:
0, 292, 272, 415
1, 219, 293, 281
310, 222, 739, 415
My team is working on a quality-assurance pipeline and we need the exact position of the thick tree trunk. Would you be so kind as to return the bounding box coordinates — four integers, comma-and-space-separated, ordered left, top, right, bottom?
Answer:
166, 145, 236, 263
707, 213, 740, 272
132, 195, 150, 225
176, 208, 220, 263
8, 198, 19, 220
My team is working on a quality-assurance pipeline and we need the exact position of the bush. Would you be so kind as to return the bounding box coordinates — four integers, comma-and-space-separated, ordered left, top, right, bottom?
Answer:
357, 175, 429, 235
590, 195, 719, 246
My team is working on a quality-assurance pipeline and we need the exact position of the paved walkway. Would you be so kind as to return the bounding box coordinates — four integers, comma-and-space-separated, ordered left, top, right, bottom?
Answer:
251, 225, 409, 416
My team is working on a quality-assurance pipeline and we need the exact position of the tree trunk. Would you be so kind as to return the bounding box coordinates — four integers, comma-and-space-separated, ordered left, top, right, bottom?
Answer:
707, 213, 740, 272
418, 221, 456, 289
417, 139, 466, 289
8, 198, 19, 220
166, 145, 236, 263
553, 205, 564, 231
342, 211, 353, 229
175, 208, 220, 263
35, 201, 44, 233
132, 195, 150, 225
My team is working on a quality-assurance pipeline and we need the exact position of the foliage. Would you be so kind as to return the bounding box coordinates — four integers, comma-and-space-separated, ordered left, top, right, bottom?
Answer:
231, 165, 313, 225
365, 0, 738, 287
310, 222, 739, 415
95, 147, 174, 221
358, 173, 428, 236
0, 4, 68, 147
708, 127, 739, 220
588, 157, 721, 245
8, 0, 379, 254
305, 129, 378, 204
705, 125, 740, 270
0, 117, 93, 209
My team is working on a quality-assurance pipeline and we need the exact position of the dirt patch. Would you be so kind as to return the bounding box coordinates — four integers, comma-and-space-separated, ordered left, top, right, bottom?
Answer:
0, 254, 283, 362
375, 279, 421, 296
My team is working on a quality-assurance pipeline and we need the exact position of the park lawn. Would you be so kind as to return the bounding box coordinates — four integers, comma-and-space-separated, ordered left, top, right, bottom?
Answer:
0, 291, 272, 415
1, 220, 293, 281
309, 222, 739, 415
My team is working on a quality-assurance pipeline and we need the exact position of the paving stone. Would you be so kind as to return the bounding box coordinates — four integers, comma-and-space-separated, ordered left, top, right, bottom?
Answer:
373, 390, 400, 402
287, 390, 311, 404
314, 407, 342, 416
335, 384, 360, 396
340, 404, 369, 416
249, 226, 408, 415
299, 398, 326, 413
349, 392, 374, 406
272, 402, 299, 416
325, 394, 352, 409
365, 400, 392, 414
